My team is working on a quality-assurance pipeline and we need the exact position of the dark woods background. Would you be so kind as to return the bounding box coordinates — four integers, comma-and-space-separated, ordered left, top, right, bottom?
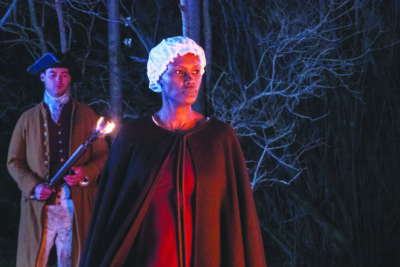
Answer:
1, 0, 399, 266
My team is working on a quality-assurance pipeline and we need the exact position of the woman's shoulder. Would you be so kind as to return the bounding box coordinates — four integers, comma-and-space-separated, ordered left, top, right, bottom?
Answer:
192, 116, 238, 142
206, 116, 236, 133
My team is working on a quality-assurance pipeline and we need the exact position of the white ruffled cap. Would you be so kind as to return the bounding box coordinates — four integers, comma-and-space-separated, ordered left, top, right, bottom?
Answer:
147, 36, 207, 92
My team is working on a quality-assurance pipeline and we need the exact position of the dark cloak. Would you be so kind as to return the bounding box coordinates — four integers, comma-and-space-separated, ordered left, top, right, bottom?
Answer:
80, 116, 267, 267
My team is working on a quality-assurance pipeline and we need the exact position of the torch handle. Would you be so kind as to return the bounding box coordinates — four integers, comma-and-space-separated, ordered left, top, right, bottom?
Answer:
44, 142, 91, 205
48, 143, 90, 189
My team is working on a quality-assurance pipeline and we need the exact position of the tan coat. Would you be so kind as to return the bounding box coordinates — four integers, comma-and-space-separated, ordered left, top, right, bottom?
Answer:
7, 99, 109, 267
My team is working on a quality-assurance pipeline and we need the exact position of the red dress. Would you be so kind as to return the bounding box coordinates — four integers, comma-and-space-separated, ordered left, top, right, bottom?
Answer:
129, 139, 195, 267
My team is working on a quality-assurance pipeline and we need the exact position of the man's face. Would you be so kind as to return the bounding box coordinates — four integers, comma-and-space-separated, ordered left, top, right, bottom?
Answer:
159, 53, 202, 107
40, 68, 71, 97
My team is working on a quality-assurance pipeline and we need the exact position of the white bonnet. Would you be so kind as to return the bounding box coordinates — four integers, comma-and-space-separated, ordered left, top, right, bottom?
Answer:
147, 36, 206, 92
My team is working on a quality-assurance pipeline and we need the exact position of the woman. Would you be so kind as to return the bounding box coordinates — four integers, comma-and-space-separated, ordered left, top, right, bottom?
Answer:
80, 36, 266, 267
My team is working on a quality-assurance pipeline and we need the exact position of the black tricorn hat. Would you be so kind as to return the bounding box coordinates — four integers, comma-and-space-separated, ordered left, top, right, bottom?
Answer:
27, 52, 82, 82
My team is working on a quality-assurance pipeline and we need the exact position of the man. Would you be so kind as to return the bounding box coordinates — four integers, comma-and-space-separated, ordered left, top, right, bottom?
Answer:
7, 52, 109, 267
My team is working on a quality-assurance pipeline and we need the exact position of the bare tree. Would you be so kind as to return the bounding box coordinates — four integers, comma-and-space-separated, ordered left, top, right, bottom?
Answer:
28, 0, 47, 54
108, 0, 123, 122
179, 0, 200, 41
202, 0, 212, 115
179, 0, 212, 115
210, 0, 400, 265
55, 0, 67, 53
0, 0, 17, 27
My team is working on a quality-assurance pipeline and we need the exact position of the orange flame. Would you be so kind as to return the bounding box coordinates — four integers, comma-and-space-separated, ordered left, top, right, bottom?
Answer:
96, 117, 116, 135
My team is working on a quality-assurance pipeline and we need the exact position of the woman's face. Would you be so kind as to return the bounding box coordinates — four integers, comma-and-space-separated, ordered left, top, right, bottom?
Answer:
159, 53, 202, 107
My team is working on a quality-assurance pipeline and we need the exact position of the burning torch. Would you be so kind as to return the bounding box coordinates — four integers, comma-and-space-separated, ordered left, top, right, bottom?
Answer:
35, 117, 115, 203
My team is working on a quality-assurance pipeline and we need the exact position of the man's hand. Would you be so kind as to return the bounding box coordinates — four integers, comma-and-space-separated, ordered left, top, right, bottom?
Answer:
64, 166, 87, 186
34, 183, 53, 200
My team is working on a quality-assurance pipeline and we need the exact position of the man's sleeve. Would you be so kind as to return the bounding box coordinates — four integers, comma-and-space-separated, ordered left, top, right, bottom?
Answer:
7, 115, 42, 197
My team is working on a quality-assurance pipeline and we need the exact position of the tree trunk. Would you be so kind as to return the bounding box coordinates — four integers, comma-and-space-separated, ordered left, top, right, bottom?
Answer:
202, 0, 212, 116
179, 0, 200, 43
180, 0, 195, 39
55, 0, 67, 53
180, 0, 205, 114
28, 0, 47, 54
108, 0, 123, 122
